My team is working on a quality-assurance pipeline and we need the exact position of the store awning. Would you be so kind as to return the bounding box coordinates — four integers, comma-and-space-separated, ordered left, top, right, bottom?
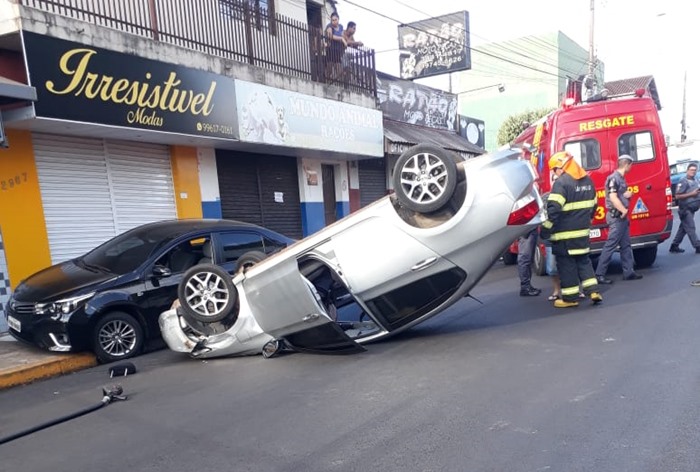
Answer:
0, 74, 37, 106
383, 119, 485, 158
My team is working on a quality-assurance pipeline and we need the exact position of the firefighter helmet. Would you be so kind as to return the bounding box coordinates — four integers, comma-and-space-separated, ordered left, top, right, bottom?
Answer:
548, 151, 572, 170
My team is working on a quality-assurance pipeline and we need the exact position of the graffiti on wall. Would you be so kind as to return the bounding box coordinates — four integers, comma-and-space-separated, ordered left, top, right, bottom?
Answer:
377, 72, 458, 130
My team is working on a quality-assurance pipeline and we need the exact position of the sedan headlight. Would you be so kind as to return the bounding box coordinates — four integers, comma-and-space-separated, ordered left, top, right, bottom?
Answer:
36, 292, 95, 320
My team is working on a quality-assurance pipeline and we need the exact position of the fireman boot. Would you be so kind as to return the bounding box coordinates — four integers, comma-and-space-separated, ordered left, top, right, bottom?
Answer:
554, 298, 579, 308
590, 292, 603, 305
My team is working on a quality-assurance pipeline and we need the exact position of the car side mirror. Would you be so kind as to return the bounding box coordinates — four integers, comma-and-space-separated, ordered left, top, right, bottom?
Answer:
152, 265, 172, 278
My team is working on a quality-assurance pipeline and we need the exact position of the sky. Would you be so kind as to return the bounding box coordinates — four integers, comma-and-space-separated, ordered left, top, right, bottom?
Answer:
334, 0, 697, 144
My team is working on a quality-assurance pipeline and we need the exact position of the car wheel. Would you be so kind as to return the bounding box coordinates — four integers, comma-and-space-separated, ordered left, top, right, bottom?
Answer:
178, 263, 237, 324
392, 143, 458, 213
235, 250, 268, 274
93, 312, 144, 364
633, 246, 657, 268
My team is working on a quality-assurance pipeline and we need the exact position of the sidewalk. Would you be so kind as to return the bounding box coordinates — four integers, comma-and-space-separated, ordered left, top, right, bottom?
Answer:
0, 333, 97, 390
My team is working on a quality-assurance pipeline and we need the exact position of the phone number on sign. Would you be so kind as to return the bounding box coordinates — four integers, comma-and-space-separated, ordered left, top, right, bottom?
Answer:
196, 122, 235, 135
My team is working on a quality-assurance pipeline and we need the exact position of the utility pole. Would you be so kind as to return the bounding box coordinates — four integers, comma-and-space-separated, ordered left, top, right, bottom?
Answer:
588, 0, 595, 79
681, 70, 687, 142
585, 0, 597, 98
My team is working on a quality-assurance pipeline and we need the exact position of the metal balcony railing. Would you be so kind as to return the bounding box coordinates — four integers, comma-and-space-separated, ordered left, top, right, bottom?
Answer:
17, 0, 377, 97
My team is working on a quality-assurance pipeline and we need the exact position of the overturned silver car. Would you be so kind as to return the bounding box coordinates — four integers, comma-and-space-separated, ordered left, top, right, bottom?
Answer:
159, 144, 544, 359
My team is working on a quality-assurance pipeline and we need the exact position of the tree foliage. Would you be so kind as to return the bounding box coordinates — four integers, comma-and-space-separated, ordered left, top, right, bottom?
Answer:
497, 107, 555, 146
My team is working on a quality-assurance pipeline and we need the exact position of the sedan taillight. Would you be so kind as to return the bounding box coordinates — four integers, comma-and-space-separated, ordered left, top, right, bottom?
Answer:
507, 194, 540, 225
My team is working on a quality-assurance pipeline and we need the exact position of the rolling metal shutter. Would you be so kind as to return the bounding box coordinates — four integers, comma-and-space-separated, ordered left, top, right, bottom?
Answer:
105, 140, 177, 233
34, 134, 117, 264
217, 151, 302, 239
33, 134, 176, 264
358, 158, 387, 207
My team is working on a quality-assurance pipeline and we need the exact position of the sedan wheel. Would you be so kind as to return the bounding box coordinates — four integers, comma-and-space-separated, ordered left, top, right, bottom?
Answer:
392, 143, 458, 213
178, 264, 237, 324
93, 312, 144, 364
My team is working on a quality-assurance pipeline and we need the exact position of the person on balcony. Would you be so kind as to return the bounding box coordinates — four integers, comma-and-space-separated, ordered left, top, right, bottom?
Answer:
325, 12, 346, 81
341, 21, 363, 82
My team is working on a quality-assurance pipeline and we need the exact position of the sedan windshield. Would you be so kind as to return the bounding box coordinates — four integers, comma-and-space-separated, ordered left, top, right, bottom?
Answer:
81, 224, 183, 275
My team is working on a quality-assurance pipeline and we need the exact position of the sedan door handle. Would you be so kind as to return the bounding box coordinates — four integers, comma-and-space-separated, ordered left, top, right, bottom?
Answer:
411, 256, 438, 271
303, 313, 320, 322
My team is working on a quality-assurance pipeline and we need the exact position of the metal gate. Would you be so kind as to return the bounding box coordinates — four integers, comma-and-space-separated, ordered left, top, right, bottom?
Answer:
216, 151, 302, 239
358, 158, 387, 207
33, 133, 177, 263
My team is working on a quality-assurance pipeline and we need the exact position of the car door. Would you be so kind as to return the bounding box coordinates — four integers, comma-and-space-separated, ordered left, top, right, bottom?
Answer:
140, 234, 211, 328
330, 216, 457, 302
241, 255, 364, 354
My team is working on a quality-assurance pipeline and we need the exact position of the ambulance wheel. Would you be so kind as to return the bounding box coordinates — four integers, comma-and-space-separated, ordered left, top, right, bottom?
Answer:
393, 144, 458, 214
633, 246, 657, 268
533, 244, 547, 276
502, 251, 517, 265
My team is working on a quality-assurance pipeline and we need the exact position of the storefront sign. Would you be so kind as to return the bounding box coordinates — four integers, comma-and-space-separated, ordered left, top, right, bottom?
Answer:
233, 80, 383, 157
457, 115, 485, 149
377, 72, 457, 130
22, 31, 237, 139
398, 11, 471, 80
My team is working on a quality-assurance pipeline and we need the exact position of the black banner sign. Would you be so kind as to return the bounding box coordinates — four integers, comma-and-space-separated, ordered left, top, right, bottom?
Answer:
457, 115, 485, 149
398, 11, 471, 80
22, 31, 237, 139
377, 72, 457, 130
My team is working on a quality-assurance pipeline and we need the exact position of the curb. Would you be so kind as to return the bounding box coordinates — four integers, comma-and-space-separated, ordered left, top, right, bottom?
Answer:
0, 348, 97, 390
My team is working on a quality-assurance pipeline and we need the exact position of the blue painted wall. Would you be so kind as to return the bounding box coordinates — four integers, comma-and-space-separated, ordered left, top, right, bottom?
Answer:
201, 200, 222, 219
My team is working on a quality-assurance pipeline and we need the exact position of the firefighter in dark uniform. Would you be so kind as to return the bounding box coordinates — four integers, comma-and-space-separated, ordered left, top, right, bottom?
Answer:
540, 151, 602, 308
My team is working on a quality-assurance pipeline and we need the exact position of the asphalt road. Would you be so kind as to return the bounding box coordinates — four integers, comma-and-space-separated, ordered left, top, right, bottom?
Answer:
1, 238, 700, 471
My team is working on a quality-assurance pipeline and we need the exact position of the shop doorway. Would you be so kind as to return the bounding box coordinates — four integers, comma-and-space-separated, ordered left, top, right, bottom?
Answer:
322, 164, 337, 225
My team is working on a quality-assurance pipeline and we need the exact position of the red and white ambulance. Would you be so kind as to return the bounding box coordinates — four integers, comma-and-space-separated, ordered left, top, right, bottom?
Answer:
505, 82, 673, 272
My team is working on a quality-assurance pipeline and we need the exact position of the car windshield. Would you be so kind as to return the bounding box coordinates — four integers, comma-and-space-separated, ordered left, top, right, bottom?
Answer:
81, 224, 183, 275
671, 161, 698, 175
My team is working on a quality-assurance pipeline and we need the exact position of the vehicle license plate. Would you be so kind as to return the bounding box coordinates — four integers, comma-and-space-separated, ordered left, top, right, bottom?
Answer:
590, 228, 601, 238
7, 315, 21, 332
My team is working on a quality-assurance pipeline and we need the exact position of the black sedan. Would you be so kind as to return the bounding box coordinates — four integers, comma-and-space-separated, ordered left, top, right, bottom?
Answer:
4, 219, 293, 363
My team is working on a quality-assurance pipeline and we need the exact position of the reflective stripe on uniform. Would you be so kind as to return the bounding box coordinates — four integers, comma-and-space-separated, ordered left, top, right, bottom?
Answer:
563, 199, 597, 211
581, 277, 598, 288
548, 193, 566, 206
549, 228, 590, 241
561, 286, 580, 296
542, 220, 553, 229
568, 247, 591, 255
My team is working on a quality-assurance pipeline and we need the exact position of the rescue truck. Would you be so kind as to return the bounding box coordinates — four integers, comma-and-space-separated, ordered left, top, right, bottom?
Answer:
504, 81, 673, 272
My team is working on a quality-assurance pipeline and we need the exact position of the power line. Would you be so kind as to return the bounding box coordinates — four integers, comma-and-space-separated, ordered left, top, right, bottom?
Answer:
341, 0, 578, 81
383, 0, 585, 79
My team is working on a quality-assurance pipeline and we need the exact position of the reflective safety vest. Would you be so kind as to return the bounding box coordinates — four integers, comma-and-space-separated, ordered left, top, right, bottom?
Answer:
542, 173, 597, 256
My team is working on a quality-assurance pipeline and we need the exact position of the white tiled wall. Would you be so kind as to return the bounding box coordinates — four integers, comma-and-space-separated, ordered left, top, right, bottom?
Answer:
0, 228, 10, 332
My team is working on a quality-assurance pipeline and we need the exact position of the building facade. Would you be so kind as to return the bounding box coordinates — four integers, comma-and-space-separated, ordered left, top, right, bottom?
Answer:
0, 0, 383, 323
452, 31, 600, 151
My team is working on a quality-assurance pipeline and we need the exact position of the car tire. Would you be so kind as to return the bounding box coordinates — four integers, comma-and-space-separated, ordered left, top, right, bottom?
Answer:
235, 250, 268, 274
93, 311, 144, 364
392, 143, 458, 213
633, 246, 657, 268
502, 250, 517, 265
178, 263, 237, 324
